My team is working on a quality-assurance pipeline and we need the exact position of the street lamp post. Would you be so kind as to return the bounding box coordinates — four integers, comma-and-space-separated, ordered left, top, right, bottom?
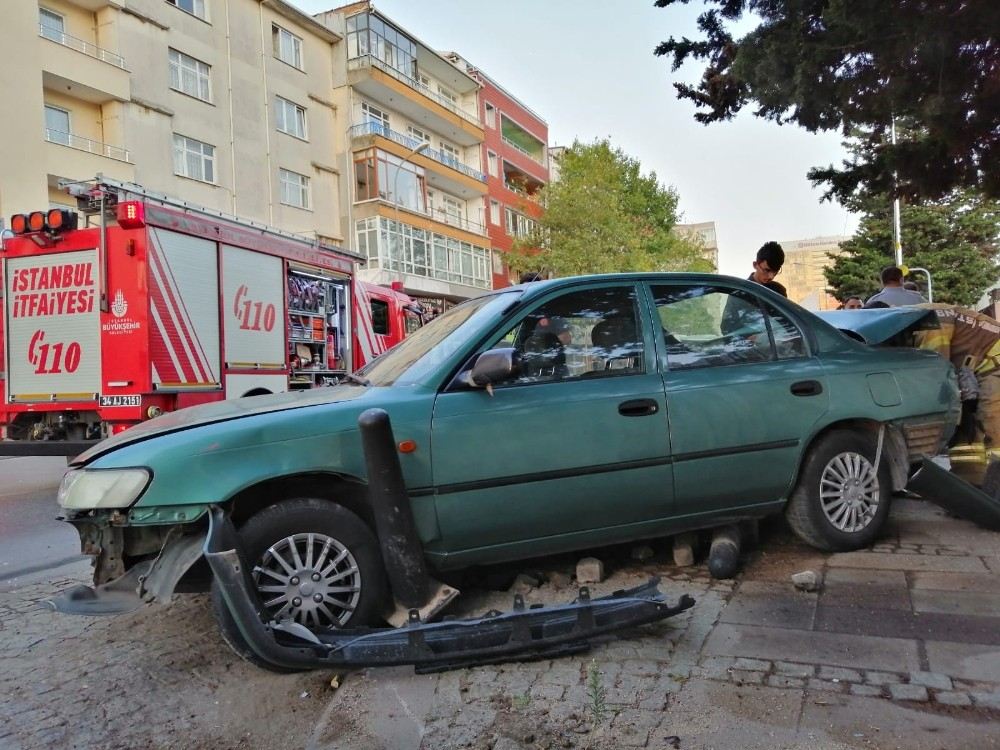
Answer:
391, 141, 430, 284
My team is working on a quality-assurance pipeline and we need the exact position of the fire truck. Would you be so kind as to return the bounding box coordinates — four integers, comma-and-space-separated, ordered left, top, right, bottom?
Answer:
0, 177, 422, 456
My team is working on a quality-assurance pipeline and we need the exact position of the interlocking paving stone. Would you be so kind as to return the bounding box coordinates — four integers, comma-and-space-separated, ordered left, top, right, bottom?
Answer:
934, 691, 972, 706
925, 641, 1000, 683
889, 684, 930, 702
818, 666, 863, 682
827, 552, 987, 573
767, 675, 805, 689
911, 590, 1000, 618
908, 671, 953, 691
971, 691, 1000, 709
774, 661, 814, 678
911, 571, 1000, 594
808, 678, 846, 693
814, 604, 1000, 646
850, 684, 884, 698
704, 623, 922, 673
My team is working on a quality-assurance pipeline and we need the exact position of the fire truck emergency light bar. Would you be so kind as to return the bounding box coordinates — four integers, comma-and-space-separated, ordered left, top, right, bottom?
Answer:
9, 209, 79, 235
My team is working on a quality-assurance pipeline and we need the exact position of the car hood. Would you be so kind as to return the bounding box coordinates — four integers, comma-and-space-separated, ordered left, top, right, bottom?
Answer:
73, 385, 370, 465
815, 307, 939, 345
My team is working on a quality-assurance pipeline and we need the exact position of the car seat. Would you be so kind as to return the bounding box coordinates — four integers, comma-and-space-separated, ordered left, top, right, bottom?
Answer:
590, 317, 641, 372
520, 330, 566, 379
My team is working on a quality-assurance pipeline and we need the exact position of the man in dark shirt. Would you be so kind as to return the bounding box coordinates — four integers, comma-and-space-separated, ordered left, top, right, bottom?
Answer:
720, 241, 787, 335
747, 241, 787, 297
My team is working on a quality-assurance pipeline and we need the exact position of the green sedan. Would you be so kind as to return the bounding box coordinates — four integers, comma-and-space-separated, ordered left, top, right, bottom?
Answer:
56, 274, 959, 653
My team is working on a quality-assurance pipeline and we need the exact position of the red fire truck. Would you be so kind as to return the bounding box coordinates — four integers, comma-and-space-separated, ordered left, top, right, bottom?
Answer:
0, 178, 422, 456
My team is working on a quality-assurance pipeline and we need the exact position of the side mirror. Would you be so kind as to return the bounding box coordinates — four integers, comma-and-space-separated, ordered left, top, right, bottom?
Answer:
467, 347, 519, 387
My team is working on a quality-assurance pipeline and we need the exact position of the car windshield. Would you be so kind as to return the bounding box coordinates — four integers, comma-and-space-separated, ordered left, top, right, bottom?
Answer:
358, 291, 521, 387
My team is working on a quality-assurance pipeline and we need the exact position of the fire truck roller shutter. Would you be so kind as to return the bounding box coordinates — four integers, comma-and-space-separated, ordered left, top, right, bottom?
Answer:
148, 229, 220, 389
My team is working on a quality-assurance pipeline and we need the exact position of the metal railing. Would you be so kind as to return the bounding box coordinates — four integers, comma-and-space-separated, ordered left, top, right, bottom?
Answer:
39, 24, 126, 69
349, 122, 486, 182
502, 136, 546, 166
45, 129, 130, 163
347, 55, 482, 128
430, 207, 487, 235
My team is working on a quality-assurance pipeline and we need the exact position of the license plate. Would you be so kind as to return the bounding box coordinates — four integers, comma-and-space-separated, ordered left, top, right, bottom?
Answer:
99, 395, 141, 407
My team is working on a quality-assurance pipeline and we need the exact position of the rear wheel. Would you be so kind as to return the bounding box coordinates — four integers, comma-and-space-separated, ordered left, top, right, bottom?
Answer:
210, 498, 387, 671
785, 430, 891, 551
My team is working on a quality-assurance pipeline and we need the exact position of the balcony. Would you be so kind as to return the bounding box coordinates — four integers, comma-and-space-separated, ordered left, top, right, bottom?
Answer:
40, 26, 130, 104
347, 55, 483, 147
502, 137, 546, 166
350, 122, 487, 200
45, 129, 130, 162
350, 122, 485, 182
39, 24, 125, 68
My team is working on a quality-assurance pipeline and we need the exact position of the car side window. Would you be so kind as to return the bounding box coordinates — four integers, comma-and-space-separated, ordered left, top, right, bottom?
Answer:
494, 286, 644, 385
652, 284, 804, 370
765, 302, 807, 360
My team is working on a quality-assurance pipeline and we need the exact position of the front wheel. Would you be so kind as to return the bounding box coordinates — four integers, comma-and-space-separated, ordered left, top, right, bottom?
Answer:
785, 430, 892, 551
210, 498, 387, 671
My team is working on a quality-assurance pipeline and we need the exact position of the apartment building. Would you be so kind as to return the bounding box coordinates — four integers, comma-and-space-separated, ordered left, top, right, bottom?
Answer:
447, 54, 548, 289
780, 235, 849, 310
3, 0, 345, 243
315, 2, 493, 303
674, 221, 720, 272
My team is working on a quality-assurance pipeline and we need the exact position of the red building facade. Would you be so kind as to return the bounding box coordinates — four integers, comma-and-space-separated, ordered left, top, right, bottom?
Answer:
449, 55, 549, 289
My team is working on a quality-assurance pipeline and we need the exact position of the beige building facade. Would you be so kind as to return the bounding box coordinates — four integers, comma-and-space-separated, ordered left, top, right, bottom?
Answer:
675, 221, 719, 271
780, 235, 849, 310
4, 0, 346, 243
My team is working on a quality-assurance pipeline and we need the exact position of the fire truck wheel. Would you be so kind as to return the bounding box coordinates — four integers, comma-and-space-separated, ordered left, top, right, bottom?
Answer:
210, 497, 388, 671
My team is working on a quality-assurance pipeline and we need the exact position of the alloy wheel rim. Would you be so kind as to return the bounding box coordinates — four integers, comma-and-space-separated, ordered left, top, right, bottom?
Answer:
819, 451, 880, 533
252, 532, 362, 628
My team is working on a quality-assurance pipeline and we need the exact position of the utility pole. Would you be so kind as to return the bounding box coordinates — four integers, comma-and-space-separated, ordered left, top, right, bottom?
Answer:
891, 118, 903, 266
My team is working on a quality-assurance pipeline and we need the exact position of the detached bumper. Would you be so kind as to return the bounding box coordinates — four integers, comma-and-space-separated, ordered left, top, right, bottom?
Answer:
907, 457, 1000, 531
204, 506, 695, 673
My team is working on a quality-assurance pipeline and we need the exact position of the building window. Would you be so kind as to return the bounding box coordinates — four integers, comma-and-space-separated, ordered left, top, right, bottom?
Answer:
173, 134, 215, 183
439, 142, 460, 169
279, 168, 310, 209
357, 216, 491, 289
361, 102, 389, 131
490, 200, 501, 225
485, 103, 496, 128
345, 13, 417, 80
166, 0, 207, 20
437, 85, 457, 105
407, 125, 431, 146
505, 208, 537, 238
275, 96, 307, 139
44, 105, 71, 145
487, 151, 498, 177
353, 148, 426, 212
39, 8, 64, 42
272, 25, 303, 70
168, 49, 211, 102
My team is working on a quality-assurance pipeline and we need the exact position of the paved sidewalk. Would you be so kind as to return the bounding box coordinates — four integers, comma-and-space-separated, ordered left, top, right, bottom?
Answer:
1, 497, 999, 749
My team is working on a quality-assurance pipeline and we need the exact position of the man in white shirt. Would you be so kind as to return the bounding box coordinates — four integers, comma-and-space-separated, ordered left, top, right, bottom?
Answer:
866, 266, 927, 307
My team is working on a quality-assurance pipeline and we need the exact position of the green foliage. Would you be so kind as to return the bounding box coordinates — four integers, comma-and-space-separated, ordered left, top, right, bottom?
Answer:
585, 659, 607, 726
509, 139, 709, 277
825, 190, 1000, 307
654, 0, 1000, 202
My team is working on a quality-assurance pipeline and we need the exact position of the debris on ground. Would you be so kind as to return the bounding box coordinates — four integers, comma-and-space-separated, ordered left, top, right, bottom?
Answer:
631, 544, 655, 562
791, 570, 821, 592
672, 533, 697, 567
576, 557, 604, 584
511, 573, 540, 594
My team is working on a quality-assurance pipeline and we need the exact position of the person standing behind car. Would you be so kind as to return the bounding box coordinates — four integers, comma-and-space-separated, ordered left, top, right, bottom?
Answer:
747, 241, 788, 297
866, 266, 927, 307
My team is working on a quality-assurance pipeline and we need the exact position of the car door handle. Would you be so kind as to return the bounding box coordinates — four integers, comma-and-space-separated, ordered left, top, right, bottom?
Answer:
790, 380, 823, 397
618, 398, 659, 417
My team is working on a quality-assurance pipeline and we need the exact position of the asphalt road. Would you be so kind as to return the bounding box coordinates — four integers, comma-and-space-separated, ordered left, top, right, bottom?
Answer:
0, 456, 84, 585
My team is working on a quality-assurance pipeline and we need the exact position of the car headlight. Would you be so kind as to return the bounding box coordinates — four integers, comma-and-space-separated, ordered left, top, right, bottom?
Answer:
58, 468, 151, 510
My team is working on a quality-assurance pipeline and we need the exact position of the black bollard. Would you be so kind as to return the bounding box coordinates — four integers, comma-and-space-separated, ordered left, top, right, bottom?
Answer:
358, 408, 432, 609
707, 525, 743, 579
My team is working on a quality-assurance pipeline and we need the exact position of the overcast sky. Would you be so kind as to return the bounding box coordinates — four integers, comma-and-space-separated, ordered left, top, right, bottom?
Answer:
296, 0, 858, 275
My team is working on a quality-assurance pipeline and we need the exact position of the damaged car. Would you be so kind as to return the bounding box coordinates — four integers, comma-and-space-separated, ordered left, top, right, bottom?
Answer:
51, 273, 960, 670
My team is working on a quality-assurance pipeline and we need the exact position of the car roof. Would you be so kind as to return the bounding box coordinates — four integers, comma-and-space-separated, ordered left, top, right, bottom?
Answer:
510, 272, 756, 298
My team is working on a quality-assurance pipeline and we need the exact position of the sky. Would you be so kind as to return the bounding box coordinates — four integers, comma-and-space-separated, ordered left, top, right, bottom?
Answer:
296, 0, 859, 275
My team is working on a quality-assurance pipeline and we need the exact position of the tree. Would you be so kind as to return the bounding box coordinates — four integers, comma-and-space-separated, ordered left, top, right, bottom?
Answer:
654, 1, 1000, 203
825, 190, 1000, 307
509, 139, 709, 277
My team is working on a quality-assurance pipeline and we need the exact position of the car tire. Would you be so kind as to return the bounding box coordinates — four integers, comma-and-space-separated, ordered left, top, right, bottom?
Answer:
210, 497, 387, 672
785, 430, 892, 551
